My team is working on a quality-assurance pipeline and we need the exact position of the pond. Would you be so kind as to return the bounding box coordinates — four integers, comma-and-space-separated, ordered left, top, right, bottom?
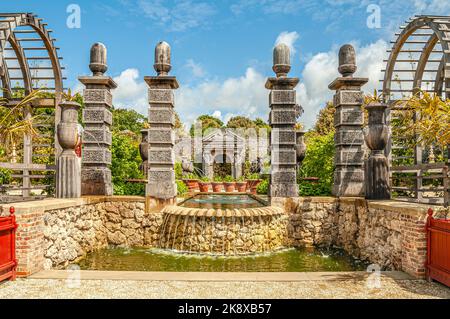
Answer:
76, 247, 368, 272
179, 194, 267, 209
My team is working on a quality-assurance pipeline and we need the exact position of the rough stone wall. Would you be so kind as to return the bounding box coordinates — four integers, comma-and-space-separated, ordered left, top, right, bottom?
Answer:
273, 197, 442, 278
42, 200, 164, 269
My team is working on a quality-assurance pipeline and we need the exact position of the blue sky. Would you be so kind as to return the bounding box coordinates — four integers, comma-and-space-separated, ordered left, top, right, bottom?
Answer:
3, 0, 450, 128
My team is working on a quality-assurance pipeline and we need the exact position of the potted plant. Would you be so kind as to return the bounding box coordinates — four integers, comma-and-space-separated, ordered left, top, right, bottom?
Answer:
223, 175, 236, 192
211, 176, 223, 193
198, 176, 211, 193
246, 173, 262, 195
235, 176, 247, 193
182, 173, 200, 192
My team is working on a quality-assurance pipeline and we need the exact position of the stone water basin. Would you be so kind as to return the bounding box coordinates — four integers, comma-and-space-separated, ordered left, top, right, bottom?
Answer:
158, 194, 288, 256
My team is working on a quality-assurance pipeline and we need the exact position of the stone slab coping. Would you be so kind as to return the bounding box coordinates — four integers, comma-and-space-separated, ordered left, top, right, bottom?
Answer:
29, 270, 413, 282
0, 196, 145, 214
162, 205, 284, 218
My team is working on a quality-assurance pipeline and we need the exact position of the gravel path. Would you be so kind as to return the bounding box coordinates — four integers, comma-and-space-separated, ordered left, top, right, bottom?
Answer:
0, 278, 449, 299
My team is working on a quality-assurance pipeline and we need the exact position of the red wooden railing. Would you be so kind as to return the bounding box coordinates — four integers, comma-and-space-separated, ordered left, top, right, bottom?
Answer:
0, 207, 17, 282
426, 208, 450, 287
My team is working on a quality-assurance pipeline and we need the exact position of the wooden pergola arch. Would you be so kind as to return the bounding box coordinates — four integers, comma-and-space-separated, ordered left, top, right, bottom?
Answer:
382, 15, 450, 205
0, 13, 66, 200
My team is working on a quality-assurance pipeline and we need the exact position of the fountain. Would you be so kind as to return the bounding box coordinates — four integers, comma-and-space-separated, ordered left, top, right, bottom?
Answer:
158, 194, 288, 256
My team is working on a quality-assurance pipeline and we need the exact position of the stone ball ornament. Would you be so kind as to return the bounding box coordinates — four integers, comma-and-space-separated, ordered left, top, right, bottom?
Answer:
273, 43, 291, 77
338, 44, 357, 77
154, 41, 172, 76
89, 42, 108, 76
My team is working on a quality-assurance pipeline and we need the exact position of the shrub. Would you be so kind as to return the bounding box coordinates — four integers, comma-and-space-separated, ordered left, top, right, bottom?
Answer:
176, 180, 189, 196
175, 162, 183, 180
257, 179, 269, 195
298, 132, 335, 196
111, 132, 145, 196
223, 175, 234, 182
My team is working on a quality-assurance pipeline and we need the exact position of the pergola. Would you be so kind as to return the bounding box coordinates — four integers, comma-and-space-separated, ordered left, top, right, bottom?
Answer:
0, 13, 65, 200
382, 15, 450, 205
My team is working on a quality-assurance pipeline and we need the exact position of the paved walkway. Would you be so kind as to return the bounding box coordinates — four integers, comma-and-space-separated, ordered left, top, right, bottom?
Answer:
0, 271, 449, 299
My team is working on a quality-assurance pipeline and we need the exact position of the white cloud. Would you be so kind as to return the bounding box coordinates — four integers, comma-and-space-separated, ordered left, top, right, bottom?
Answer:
176, 67, 267, 127
185, 59, 206, 78
275, 31, 300, 55
212, 110, 222, 119
112, 68, 148, 115
104, 40, 388, 131
298, 39, 388, 127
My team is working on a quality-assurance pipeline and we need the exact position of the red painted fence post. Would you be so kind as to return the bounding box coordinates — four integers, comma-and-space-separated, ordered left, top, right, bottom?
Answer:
10, 206, 17, 281
426, 208, 433, 282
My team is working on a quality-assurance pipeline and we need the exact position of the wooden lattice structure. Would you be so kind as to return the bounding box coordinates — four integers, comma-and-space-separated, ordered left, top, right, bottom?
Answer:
0, 13, 65, 202
382, 15, 450, 205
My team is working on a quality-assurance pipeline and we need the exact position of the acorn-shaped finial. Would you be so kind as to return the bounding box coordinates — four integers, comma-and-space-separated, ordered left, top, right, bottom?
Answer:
89, 43, 108, 76
273, 43, 291, 78
338, 44, 357, 77
154, 41, 171, 76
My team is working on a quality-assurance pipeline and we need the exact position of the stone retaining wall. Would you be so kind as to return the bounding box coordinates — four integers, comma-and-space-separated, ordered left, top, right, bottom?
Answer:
273, 197, 445, 278
2, 196, 444, 278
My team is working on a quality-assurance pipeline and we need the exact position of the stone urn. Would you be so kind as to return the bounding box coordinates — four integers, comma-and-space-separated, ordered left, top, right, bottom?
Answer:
57, 101, 80, 154
363, 102, 390, 200
295, 131, 307, 166
364, 103, 389, 152
139, 129, 149, 176
56, 101, 81, 198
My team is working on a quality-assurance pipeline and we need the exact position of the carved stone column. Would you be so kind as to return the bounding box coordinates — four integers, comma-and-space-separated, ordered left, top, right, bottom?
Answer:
266, 43, 300, 197
145, 41, 179, 204
364, 102, 390, 199
329, 44, 368, 197
79, 43, 117, 196
56, 101, 81, 198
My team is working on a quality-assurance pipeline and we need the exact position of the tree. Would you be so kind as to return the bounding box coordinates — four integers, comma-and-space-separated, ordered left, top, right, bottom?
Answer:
112, 108, 146, 135
394, 90, 450, 149
111, 131, 145, 195
189, 114, 224, 136
226, 116, 256, 129
253, 118, 270, 130
313, 101, 335, 135
0, 90, 42, 160
298, 132, 335, 196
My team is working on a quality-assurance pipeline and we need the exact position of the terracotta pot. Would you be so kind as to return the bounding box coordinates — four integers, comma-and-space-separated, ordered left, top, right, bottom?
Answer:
211, 182, 223, 193
236, 182, 247, 192
198, 182, 211, 193
246, 179, 262, 195
223, 182, 236, 193
182, 179, 199, 192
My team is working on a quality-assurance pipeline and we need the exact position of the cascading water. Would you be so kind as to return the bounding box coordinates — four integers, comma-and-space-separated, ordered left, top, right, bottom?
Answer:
158, 194, 288, 256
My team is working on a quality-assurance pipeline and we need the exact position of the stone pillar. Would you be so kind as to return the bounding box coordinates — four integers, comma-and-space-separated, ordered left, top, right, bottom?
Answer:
79, 43, 117, 196
364, 102, 390, 199
56, 101, 81, 198
145, 41, 179, 203
266, 43, 300, 197
329, 44, 368, 197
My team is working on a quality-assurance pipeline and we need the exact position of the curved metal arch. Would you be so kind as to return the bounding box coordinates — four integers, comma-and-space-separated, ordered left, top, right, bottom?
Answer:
383, 16, 450, 101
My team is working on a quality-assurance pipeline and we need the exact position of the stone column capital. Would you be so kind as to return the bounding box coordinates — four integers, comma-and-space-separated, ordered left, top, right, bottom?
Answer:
328, 77, 368, 91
